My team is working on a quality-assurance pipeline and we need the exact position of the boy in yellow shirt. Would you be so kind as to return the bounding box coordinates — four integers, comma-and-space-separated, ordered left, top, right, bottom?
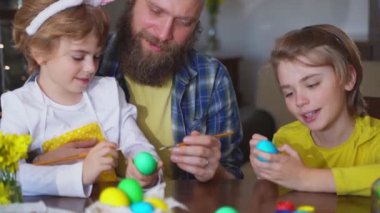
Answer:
249, 24, 380, 196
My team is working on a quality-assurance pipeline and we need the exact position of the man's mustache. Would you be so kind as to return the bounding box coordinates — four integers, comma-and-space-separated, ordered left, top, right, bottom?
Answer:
136, 30, 178, 53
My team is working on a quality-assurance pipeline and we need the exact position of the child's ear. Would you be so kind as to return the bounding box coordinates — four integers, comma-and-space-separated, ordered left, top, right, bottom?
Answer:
344, 65, 357, 91
30, 48, 46, 65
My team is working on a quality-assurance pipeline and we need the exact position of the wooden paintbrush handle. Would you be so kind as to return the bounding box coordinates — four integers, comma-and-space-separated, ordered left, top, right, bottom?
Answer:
33, 152, 87, 166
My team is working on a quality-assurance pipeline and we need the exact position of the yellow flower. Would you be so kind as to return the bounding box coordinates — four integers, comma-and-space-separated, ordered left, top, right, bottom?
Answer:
0, 132, 31, 173
0, 132, 31, 204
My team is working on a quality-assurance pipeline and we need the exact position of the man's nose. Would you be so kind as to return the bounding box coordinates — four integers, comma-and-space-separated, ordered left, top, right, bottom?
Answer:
157, 18, 174, 42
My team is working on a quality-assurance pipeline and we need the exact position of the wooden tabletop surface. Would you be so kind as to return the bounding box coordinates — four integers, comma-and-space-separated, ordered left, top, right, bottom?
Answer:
23, 179, 371, 213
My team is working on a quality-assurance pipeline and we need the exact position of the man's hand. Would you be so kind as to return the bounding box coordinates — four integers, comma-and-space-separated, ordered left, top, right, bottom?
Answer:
170, 131, 222, 182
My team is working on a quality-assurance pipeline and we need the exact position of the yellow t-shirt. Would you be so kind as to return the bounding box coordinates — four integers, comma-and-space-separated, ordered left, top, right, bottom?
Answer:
274, 115, 380, 196
125, 76, 174, 179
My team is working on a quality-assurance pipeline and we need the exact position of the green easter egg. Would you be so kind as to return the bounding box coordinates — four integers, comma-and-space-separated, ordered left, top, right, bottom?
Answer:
215, 206, 239, 213
117, 178, 143, 203
99, 187, 129, 207
134, 152, 158, 175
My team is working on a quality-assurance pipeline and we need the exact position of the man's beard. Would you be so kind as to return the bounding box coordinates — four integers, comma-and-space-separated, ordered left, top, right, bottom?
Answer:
116, 5, 200, 86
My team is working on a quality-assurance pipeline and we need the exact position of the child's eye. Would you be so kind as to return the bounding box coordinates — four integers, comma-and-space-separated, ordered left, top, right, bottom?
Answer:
282, 90, 293, 98
72, 56, 84, 61
307, 82, 320, 88
284, 92, 293, 98
94, 54, 102, 60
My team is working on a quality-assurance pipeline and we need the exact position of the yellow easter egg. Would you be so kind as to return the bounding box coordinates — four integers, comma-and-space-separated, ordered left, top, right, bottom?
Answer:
145, 197, 169, 212
99, 187, 130, 207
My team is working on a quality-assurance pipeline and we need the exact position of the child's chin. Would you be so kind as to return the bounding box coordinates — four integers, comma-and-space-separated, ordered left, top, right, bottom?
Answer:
305, 122, 325, 132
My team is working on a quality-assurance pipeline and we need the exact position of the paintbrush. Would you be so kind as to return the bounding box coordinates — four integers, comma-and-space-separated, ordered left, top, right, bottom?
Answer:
33, 152, 88, 166
33, 148, 124, 166
159, 130, 234, 151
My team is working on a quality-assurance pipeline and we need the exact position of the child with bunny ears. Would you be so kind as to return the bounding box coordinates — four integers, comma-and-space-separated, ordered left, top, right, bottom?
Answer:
1, 0, 161, 197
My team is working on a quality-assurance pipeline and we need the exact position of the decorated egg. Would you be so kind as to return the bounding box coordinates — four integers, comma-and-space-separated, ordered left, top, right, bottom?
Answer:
297, 205, 315, 212
256, 139, 278, 162
99, 187, 129, 207
130, 201, 154, 213
117, 178, 143, 203
134, 152, 158, 175
215, 206, 239, 213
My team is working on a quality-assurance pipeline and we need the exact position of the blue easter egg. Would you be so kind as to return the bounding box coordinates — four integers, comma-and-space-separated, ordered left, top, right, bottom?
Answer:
256, 140, 278, 162
130, 201, 154, 213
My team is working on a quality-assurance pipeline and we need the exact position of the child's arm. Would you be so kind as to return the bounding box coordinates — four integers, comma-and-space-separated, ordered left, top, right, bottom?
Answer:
253, 146, 380, 196
332, 164, 380, 196
33, 140, 97, 164
251, 133, 380, 196
19, 162, 91, 197
116, 85, 162, 185
252, 144, 336, 193
250, 135, 336, 193
82, 141, 118, 185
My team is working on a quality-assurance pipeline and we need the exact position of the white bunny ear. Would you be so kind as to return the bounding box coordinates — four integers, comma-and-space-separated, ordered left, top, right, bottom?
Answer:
84, 0, 115, 6
25, 0, 114, 36
84, 0, 114, 7
26, 0, 84, 35
99, 0, 115, 5
84, 0, 101, 6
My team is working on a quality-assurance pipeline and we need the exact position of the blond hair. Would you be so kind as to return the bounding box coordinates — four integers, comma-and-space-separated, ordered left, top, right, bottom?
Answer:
270, 24, 366, 116
13, 0, 110, 73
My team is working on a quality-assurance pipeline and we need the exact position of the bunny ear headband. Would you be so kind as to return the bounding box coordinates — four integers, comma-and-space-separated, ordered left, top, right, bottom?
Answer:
26, 0, 114, 36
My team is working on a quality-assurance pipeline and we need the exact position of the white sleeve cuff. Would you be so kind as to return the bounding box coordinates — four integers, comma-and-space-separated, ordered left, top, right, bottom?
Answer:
56, 162, 92, 197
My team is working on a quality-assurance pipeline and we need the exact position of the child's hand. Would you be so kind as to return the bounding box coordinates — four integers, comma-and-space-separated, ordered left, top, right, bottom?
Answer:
125, 157, 162, 188
249, 133, 268, 148
33, 140, 97, 164
249, 133, 268, 169
252, 144, 307, 190
82, 141, 118, 185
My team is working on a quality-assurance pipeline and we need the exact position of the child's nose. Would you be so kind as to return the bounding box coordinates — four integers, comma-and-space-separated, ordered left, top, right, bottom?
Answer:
84, 59, 97, 73
295, 92, 309, 107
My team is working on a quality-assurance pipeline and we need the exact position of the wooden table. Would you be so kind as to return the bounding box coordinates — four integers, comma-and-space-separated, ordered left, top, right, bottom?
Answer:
23, 179, 371, 213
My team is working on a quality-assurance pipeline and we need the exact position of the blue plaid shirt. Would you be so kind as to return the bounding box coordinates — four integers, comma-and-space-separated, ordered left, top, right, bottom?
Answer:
98, 34, 243, 179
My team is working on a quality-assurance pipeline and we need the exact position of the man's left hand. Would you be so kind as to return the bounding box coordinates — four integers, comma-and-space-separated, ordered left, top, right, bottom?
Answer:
170, 131, 221, 182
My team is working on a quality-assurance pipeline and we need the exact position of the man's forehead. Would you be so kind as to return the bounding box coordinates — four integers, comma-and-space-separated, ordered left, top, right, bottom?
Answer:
144, 0, 204, 17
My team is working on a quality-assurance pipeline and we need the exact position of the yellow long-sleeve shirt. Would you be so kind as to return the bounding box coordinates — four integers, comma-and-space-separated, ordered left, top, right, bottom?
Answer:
273, 115, 380, 196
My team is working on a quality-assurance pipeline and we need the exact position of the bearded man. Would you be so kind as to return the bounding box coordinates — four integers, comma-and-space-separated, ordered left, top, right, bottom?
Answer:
98, 0, 243, 181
